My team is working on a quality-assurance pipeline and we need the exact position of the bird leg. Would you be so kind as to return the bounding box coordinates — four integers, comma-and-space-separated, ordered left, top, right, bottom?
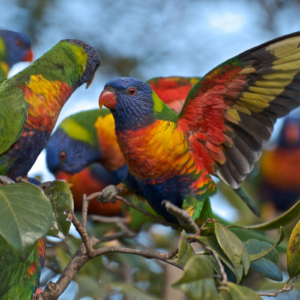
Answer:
0, 175, 15, 185
97, 185, 121, 204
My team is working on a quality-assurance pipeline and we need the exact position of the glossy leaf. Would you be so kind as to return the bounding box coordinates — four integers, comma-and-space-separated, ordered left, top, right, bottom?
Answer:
226, 282, 263, 300
172, 255, 218, 300
177, 230, 195, 265
215, 223, 250, 274
197, 236, 237, 279
287, 220, 300, 278
44, 180, 73, 238
197, 197, 214, 227
201, 255, 220, 275
0, 182, 52, 258
244, 239, 282, 281
233, 199, 300, 231
247, 227, 285, 262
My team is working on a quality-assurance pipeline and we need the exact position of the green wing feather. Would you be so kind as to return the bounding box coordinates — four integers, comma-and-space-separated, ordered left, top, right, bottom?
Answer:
0, 81, 29, 156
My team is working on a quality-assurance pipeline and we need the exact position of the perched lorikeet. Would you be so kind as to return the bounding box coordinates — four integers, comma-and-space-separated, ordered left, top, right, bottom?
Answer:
46, 109, 128, 216
0, 39, 100, 180
46, 77, 198, 216
0, 29, 33, 81
0, 39, 100, 299
259, 114, 300, 211
99, 32, 300, 225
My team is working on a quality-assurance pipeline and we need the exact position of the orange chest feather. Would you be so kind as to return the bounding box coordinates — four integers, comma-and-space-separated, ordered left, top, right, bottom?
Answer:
117, 120, 201, 181
95, 113, 126, 170
21, 75, 73, 131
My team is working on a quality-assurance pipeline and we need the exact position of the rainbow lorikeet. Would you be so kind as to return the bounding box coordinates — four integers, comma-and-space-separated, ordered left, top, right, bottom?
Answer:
0, 39, 100, 299
259, 114, 300, 211
0, 238, 45, 299
0, 30, 33, 81
46, 109, 127, 216
46, 77, 198, 216
99, 32, 300, 225
0, 39, 100, 180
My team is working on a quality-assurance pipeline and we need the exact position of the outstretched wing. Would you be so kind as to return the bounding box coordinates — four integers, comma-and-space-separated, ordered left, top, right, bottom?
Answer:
179, 32, 300, 189
147, 76, 200, 113
0, 81, 28, 155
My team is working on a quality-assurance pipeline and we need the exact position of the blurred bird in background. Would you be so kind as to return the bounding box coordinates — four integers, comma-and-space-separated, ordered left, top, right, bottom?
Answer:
0, 29, 33, 81
259, 114, 300, 215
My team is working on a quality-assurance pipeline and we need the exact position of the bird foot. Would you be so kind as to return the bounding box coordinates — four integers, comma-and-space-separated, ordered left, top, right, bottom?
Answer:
0, 176, 15, 185
97, 185, 120, 204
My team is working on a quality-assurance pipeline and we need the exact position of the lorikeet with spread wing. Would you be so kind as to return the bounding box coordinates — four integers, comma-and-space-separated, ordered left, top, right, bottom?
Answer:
99, 32, 300, 225
0, 39, 100, 299
0, 29, 33, 81
259, 114, 300, 211
46, 77, 198, 216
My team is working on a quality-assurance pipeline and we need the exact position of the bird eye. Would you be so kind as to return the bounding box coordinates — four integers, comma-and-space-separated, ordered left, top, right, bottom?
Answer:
127, 87, 136, 95
59, 151, 67, 160
15, 39, 24, 47
95, 63, 99, 69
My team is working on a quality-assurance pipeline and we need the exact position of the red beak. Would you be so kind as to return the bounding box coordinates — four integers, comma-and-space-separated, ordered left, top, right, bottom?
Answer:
99, 89, 117, 110
22, 49, 34, 62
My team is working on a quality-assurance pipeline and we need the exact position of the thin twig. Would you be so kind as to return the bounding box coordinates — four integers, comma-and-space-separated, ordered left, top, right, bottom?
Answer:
81, 194, 88, 230
88, 215, 136, 237
115, 196, 177, 228
258, 277, 297, 297
195, 218, 218, 236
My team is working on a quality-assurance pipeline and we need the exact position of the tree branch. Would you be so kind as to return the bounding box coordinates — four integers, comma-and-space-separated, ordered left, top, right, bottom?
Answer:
258, 277, 297, 297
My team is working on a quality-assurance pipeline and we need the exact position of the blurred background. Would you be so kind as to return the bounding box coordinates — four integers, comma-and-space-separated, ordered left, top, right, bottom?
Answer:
2, 0, 300, 299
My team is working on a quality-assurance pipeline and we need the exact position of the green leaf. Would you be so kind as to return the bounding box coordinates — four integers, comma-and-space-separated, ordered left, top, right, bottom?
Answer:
201, 255, 221, 275
172, 255, 218, 300
198, 197, 214, 227
243, 239, 282, 281
44, 180, 73, 238
287, 220, 300, 278
197, 236, 237, 280
226, 282, 263, 300
0, 182, 52, 258
232, 199, 300, 231
177, 230, 195, 265
215, 223, 250, 274
247, 227, 285, 262
109, 283, 161, 300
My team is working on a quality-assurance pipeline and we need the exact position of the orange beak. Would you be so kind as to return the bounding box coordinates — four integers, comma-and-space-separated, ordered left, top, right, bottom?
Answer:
86, 73, 95, 89
22, 49, 34, 62
99, 89, 117, 110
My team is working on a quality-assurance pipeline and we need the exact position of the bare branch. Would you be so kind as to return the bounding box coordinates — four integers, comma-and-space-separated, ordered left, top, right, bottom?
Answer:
81, 194, 88, 230
116, 196, 177, 228
258, 277, 297, 297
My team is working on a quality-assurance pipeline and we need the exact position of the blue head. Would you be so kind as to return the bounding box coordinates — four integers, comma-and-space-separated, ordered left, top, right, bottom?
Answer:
278, 115, 300, 148
46, 127, 101, 176
0, 29, 33, 66
99, 77, 156, 131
